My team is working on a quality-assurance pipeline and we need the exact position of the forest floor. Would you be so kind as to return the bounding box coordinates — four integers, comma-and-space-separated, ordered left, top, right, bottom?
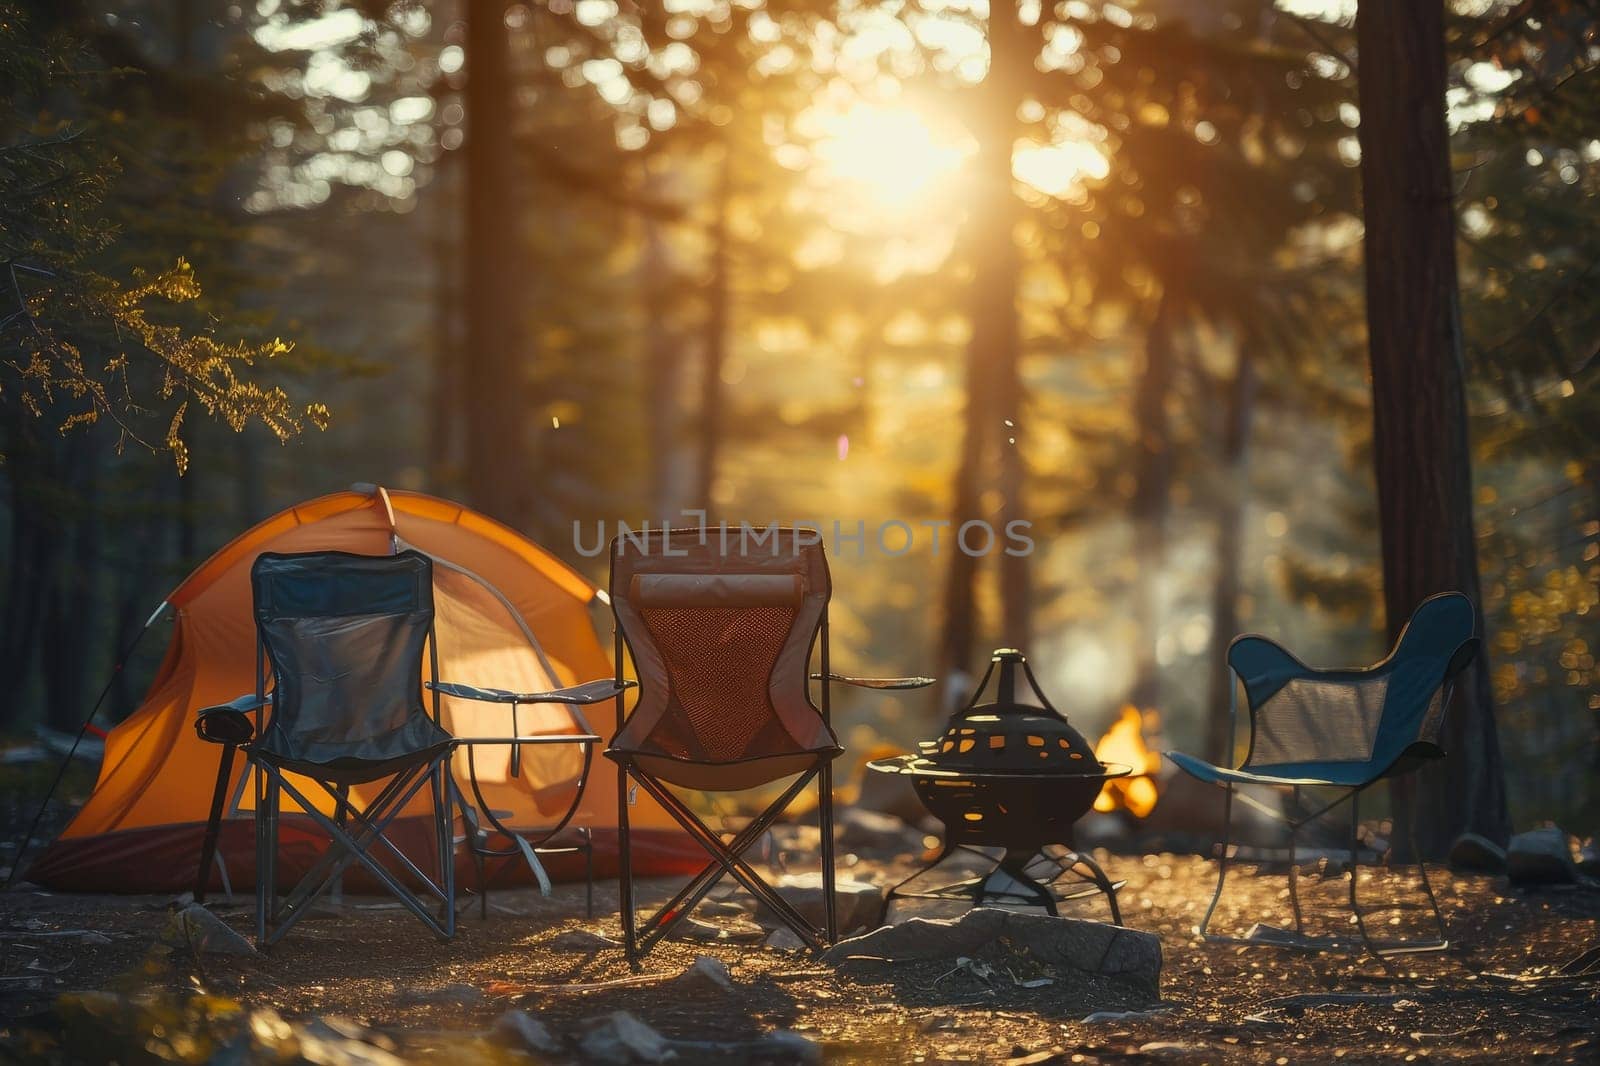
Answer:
1, 846, 1597, 1064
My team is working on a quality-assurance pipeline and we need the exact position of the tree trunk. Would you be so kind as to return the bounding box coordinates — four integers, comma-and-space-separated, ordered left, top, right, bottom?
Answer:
44, 445, 96, 732
430, 152, 461, 492
642, 198, 684, 519
463, 0, 533, 527
1356, 0, 1510, 855
0, 433, 53, 729
936, 0, 1025, 703
1128, 287, 1177, 709
1204, 344, 1256, 766
694, 150, 732, 516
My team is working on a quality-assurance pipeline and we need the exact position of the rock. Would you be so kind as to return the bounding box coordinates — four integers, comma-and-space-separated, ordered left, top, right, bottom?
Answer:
234, 1009, 407, 1066
822, 908, 1162, 1002
674, 916, 766, 943
670, 956, 735, 994
292, 1024, 409, 1066
398, 982, 486, 1008
1081, 1005, 1176, 1023
579, 1011, 676, 1064
765, 927, 806, 952
301, 1016, 397, 1049
697, 898, 750, 919
1138, 1041, 1207, 1059
1449, 832, 1508, 873
752, 1029, 822, 1064
492, 1009, 562, 1055
771, 872, 883, 933
166, 903, 257, 957
1507, 827, 1579, 885
1301, 854, 1352, 878
837, 807, 922, 855
547, 928, 621, 952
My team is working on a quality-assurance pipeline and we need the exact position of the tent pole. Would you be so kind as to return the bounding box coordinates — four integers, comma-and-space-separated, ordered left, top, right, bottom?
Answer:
3, 602, 169, 890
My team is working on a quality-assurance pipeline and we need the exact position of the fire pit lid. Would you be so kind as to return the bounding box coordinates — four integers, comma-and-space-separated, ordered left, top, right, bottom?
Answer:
871, 648, 1129, 780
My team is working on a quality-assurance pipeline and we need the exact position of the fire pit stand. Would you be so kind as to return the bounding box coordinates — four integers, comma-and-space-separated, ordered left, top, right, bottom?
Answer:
874, 806, 1126, 923
867, 648, 1129, 924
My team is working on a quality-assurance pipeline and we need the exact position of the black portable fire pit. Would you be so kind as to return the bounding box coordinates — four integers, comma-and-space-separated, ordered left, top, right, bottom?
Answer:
868, 648, 1129, 922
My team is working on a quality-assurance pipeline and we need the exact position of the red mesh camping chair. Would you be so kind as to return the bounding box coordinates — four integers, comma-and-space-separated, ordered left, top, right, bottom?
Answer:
607, 527, 932, 964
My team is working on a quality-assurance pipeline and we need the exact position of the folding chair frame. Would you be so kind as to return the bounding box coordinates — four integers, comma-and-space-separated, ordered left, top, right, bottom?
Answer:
1193, 677, 1453, 959
253, 748, 457, 946
455, 735, 599, 919
612, 608, 840, 968
193, 615, 461, 950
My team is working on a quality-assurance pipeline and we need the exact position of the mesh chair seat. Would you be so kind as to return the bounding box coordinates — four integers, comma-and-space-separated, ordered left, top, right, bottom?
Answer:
252, 739, 459, 788
620, 750, 840, 792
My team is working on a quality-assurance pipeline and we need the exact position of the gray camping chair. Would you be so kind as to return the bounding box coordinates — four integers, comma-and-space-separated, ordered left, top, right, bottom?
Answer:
191, 550, 614, 948
1166, 592, 1480, 956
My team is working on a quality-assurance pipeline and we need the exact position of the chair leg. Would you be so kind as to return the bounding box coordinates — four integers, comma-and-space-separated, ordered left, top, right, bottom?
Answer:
1349, 789, 1377, 953
1196, 782, 1234, 939
195, 743, 236, 904
254, 766, 269, 945
265, 766, 451, 945
583, 826, 595, 920
632, 771, 818, 954
1288, 805, 1305, 935
818, 760, 837, 943
630, 773, 822, 951
618, 766, 638, 970
331, 785, 349, 906
259, 773, 280, 947
1411, 795, 1448, 944
434, 765, 455, 939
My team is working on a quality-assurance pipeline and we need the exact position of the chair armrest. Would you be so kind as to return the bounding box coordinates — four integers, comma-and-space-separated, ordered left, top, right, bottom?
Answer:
456, 734, 602, 746
194, 693, 269, 745
810, 673, 936, 690
428, 678, 637, 705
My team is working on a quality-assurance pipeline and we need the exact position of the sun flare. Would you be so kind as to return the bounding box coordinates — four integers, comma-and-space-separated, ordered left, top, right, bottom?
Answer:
813, 104, 969, 211
812, 103, 1108, 221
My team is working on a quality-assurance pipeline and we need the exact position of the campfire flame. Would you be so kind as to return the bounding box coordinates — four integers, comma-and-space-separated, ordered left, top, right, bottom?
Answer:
1093, 706, 1162, 818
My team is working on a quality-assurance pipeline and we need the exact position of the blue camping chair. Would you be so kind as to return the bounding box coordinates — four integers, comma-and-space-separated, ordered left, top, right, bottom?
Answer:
1166, 592, 1480, 956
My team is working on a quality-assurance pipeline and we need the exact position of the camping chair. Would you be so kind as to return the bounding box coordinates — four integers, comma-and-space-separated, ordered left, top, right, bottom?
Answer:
606, 527, 932, 965
1165, 591, 1481, 957
191, 550, 612, 948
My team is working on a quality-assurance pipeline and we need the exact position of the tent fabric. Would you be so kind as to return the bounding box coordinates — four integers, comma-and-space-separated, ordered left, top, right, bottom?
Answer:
27, 488, 698, 894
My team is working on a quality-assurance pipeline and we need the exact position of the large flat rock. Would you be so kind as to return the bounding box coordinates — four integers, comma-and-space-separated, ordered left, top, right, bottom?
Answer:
770, 872, 885, 934
823, 908, 1161, 1007
1508, 827, 1579, 885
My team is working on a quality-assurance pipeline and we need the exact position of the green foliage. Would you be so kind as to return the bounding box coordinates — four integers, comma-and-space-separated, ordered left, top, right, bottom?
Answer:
0, 3, 327, 471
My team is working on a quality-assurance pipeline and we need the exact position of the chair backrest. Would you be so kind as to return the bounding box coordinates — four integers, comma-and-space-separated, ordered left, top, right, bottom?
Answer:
1231, 592, 1479, 773
609, 527, 834, 769
252, 550, 450, 769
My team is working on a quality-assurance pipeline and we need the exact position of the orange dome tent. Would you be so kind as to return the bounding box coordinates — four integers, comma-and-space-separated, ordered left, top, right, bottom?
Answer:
26, 487, 698, 894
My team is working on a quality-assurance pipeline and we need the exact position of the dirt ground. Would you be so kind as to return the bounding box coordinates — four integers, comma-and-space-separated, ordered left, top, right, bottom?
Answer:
1, 846, 1597, 1065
